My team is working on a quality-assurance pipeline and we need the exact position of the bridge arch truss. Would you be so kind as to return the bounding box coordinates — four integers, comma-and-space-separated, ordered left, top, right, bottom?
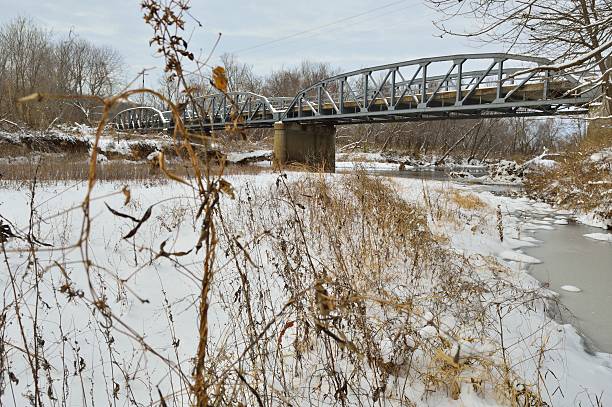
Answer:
111, 53, 598, 131
280, 53, 595, 124
112, 107, 169, 131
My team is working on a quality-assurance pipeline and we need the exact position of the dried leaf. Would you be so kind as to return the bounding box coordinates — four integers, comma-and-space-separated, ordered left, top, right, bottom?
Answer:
219, 179, 235, 199
123, 205, 153, 239
105, 203, 139, 223
434, 348, 460, 368
155, 239, 192, 259
450, 379, 461, 400
315, 280, 335, 316
0, 220, 15, 243
122, 186, 131, 205
453, 344, 461, 365
195, 224, 209, 253
212, 66, 228, 92
8, 371, 19, 384
278, 320, 295, 345
113, 381, 120, 400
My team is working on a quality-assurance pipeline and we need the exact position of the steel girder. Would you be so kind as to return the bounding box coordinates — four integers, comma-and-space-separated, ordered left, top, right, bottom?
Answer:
111, 53, 598, 131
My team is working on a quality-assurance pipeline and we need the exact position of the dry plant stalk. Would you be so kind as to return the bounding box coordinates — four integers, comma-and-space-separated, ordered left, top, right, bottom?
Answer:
13, 1, 231, 405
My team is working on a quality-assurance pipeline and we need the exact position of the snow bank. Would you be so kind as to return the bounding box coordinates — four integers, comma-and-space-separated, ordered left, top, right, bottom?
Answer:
1, 126, 168, 160
577, 212, 612, 230
590, 148, 612, 163
335, 160, 402, 171
226, 149, 272, 164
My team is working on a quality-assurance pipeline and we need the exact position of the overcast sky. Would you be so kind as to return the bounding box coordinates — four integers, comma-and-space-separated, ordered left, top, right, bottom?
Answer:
1, 0, 500, 86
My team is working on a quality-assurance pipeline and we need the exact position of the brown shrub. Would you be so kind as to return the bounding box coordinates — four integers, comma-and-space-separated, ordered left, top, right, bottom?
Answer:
524, 133, 611, 221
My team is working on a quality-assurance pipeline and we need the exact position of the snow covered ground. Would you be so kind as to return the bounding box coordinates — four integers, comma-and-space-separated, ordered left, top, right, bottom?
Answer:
1, 173, 610, 406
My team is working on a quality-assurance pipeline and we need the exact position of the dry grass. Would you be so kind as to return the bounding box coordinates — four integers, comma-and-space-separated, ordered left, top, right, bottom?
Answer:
420, 185, 493, 235
1, 164, 555, 405
448, 190, 487, 210
524, 132, 611, 221
231, 171, 548, 405
0, 153, 267, 186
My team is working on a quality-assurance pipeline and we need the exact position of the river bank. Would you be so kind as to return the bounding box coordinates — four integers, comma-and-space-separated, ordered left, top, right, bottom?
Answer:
370, 167, 612, 354
1, 170, 610, 406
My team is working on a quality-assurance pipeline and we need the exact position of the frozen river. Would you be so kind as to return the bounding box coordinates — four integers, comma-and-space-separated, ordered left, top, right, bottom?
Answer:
367, 167, 612, 354
524, 221, 612, 353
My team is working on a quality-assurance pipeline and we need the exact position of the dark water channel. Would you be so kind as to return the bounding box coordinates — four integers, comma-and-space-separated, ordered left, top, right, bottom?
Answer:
366, 167, 612, 354
349, 166, 486, 181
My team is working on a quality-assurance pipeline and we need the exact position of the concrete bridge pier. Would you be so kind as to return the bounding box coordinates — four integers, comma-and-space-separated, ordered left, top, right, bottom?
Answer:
273, 122, 336, 172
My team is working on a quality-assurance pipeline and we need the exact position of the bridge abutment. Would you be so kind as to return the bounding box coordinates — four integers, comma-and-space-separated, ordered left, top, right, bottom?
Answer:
273, 122, 336, 172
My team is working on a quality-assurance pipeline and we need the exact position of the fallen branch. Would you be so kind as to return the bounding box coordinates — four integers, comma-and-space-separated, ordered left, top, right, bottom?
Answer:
434, 122, 480, 166
338, 139, 366, 153
0, 119, 24, 133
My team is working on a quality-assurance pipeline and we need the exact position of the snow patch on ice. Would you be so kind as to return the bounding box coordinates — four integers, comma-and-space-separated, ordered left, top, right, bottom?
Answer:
556, 209, 574, 216
522, 222, 554, 231
532, 158, 558, 168
519, 236, 542, 244
147, 151, 160, 161
584, 233, 612, 243
560, 285, 582, 293
590, 148, 612, 163
500, 250, 542, 264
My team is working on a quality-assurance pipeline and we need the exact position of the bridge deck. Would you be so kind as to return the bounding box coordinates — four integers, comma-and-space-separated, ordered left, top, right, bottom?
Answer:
294, 81, 574, 116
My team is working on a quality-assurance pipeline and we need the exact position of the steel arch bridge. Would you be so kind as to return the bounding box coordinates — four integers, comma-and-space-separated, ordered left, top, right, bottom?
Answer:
111, 53, 598, 131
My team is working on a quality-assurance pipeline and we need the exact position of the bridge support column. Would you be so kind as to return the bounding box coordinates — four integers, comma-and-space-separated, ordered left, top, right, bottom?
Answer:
273, 122, 336, 172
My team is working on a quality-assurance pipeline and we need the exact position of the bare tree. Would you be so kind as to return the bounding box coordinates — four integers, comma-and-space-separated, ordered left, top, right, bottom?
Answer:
0, 17, 125, 127
85, 46, 123, 96
263, 61, 337, 96
429, 0, 610, 67
220, 53, 262, 93
427, 0, 612, 111
0, 17, 52, 125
